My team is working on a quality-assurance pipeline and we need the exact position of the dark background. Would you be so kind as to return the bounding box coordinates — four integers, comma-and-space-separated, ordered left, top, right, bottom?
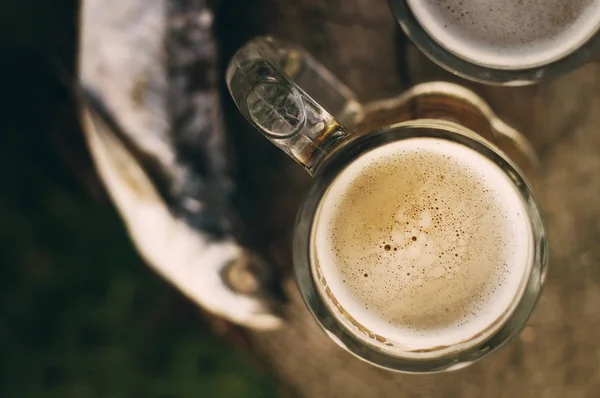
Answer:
0, 1, 276, 396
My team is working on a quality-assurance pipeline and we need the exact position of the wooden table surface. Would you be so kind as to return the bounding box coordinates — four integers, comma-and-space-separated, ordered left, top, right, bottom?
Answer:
82, 0, 600, 396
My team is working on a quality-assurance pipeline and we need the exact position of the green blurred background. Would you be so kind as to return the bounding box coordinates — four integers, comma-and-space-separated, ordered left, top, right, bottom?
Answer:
0, 1, 277, 397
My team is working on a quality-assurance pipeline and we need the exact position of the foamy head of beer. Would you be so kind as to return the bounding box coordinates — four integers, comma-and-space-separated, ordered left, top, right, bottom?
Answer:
311, 138, 533, 352
406, 0, 600, 68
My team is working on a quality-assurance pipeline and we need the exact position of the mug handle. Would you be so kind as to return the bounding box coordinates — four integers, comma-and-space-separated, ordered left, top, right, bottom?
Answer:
226, 36, 363, 175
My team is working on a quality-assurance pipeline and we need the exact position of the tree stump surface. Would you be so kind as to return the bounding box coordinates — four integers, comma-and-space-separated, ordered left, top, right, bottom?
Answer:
82, 0, 600, 396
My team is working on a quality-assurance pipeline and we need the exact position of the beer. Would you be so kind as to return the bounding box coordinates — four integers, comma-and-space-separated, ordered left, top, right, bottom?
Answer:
406, 0, 600, 68
312, 137, 533, 351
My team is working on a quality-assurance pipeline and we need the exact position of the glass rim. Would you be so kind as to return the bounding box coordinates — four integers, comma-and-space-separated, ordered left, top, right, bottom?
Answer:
386, 0, 600, 86
293, 121, 548, 373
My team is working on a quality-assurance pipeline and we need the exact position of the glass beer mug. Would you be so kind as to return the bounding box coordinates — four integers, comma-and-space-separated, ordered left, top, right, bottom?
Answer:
226, 37, 548, 373
387, 0, 600, 85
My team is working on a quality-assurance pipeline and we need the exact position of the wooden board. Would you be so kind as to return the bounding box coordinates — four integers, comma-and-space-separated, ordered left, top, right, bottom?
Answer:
221, 2, 600, 397
82, 0, 600, 396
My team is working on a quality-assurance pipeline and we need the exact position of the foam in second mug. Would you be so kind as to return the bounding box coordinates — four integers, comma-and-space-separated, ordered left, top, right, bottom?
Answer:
406, 0, 600, 69
311, 138, 534, 353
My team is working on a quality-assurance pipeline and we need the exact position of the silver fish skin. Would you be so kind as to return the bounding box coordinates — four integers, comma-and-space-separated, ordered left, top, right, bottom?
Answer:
78, 0, 283, 330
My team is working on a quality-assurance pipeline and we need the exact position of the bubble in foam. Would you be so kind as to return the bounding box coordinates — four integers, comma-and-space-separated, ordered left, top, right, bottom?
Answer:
312, 137, 533, 352
406, 0, 600, 69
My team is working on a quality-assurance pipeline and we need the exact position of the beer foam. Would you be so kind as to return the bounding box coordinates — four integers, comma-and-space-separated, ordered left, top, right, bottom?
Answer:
406, 0, 600, 68
312, 138, 533, 352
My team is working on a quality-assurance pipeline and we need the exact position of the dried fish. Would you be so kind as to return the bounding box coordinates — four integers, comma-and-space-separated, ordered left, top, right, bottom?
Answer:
78, 0, 283, 330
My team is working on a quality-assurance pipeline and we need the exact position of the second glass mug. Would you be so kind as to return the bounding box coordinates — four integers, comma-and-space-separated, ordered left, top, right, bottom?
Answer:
387, 0, 600, 85
226, 37, 548, 373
